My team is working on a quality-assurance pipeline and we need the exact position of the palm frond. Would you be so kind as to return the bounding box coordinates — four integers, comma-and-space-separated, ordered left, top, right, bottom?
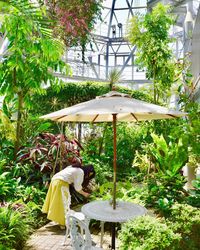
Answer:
108, 68, 122, 90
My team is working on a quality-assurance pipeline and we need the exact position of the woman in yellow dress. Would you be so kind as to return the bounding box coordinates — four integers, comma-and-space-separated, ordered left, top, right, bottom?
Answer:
42, 163, 95, 226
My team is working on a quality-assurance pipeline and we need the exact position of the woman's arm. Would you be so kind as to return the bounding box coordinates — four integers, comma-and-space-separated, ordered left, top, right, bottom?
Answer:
77, 189, 90, 198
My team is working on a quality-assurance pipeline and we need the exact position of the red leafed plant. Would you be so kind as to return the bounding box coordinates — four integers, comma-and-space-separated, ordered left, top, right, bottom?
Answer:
17, 133, 83, 175
45, 0, 103, 47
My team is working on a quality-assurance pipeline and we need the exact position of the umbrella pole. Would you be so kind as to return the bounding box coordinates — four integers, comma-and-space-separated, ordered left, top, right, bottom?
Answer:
111, 114, 117, 250
112, 114, 117, 210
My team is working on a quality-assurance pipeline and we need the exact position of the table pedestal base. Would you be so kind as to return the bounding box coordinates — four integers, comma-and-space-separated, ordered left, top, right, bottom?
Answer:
111, 223, 116, 250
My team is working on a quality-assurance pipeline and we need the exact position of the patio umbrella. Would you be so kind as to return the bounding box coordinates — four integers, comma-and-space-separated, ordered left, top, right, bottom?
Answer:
40, 91, 187, 209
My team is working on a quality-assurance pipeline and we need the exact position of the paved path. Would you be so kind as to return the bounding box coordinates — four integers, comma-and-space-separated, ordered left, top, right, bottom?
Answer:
23, 222, 69, 250
23, 221, 112, 250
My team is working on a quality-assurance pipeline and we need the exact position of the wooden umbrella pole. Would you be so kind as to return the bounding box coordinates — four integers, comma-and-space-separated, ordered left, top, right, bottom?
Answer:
113, 114, 117, 210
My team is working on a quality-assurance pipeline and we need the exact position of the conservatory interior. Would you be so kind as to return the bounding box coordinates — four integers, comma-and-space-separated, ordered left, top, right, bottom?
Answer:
0, 0, 199, 250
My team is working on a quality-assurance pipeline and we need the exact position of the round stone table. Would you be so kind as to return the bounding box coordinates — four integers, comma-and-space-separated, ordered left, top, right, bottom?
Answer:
81, 200, 147, 249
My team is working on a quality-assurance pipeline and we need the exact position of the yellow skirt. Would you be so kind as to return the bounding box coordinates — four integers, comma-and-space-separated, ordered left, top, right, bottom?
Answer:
42, 179, 69, 226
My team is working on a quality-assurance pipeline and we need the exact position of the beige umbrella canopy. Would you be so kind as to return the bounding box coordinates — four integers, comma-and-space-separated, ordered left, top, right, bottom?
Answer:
41, 91, 186, 122
41, 91, 187, 208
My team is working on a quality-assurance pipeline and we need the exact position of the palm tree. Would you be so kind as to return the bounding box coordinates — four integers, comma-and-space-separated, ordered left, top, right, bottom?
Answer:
108, 68, 122, 90
98, 68, 122, 156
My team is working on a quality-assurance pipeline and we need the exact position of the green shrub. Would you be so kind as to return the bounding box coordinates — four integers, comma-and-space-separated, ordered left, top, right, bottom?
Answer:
119, 215, 180, 250
92, 180, 147, 206
146, 172, 186, 214
0, 245, 11, 250
25, 201, 48, 229
167, 203, 200, 250
0, 160, 46, 205
0, 206, 30, 250
104, 123, 148, 170
31, 82, 152, 117
82, 151, 113, 185
149, 133, 188, 175
0, 163, 20, 202
144, 134, 187, 213
187, 177, 200, 208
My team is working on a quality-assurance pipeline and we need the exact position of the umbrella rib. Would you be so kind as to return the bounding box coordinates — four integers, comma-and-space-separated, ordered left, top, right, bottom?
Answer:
92, 114, 99, 123
167, 114, 178, 118
131, 113, 138, 121
54, 115, 67, 121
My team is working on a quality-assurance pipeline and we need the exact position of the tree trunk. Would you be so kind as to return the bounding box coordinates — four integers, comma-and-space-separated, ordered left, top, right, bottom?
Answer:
78, 123, 82, 143
14, 92, 23, 159
153, 71, 157, 103
98, 123, 108, 156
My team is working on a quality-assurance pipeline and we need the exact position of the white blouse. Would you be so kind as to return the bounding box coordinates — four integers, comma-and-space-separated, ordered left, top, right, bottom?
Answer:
52, 166, 84, 191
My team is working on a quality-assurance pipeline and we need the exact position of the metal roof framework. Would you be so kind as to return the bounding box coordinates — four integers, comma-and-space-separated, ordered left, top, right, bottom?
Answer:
64, 0, 200, 87
65, 0, 147, 84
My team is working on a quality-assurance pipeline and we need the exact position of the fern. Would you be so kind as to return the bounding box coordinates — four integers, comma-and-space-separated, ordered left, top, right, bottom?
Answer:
0, 206, 30, 249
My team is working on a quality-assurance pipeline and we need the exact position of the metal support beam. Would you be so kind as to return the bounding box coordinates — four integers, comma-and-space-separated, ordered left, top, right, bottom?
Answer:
126, 0, 134, 16
172, 6, 187, 14
105, 42, 110, 78
107, 0, 116, 38
119, 46, 136, 75
88, 56, 100, 79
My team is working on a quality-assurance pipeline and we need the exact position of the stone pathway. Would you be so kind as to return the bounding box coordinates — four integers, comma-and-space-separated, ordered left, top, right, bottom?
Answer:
23, 221, 114, 250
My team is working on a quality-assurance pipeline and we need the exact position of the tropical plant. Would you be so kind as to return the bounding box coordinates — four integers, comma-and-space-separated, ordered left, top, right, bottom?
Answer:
24, 200, 47, 229
143, 133, 188, 212
0, 0, 53, 37
21, 115, 53, 146
0, 109, 15, 142
0, 160, 21, 202
0, 205, 30, 250
108, 68, 122, 90
17, 132, 83, 178
119, 215, 181, 250
149, 133, 188, 175
0, 5, 70, 156
177, 57, 200, 163
128, 3, 175, 103
0, 171, 20, 202
0, 245, 10, 250
15, 185, 46, 205
0, 139, 14, 162
31, 81, 111, 117
0, 109, 16, 161
31, 82, 153, 117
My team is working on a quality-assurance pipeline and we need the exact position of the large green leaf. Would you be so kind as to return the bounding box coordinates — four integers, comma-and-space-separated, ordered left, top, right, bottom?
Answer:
0, 0, 54, 38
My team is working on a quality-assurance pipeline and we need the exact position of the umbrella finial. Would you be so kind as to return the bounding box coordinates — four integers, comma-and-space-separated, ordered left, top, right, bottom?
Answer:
112, 85, 116, 91
97, 91, 131, 99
